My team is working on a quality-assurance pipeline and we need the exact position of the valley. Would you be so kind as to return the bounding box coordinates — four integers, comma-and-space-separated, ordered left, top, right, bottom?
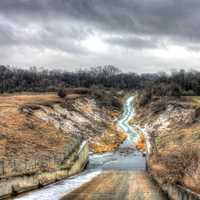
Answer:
14, 96, 166, 200
0, 90, 199, 200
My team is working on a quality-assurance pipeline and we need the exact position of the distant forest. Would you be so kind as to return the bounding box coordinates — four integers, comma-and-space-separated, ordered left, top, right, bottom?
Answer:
1, 65, 200, 96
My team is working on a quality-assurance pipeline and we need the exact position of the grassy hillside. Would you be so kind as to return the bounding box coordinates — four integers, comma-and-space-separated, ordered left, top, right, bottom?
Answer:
0, 90, 126, 178
132, 95, 200, 193
0, 94, 72, 160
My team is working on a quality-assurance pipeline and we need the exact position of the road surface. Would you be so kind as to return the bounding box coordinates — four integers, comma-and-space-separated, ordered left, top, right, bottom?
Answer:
62, 171, 166, 200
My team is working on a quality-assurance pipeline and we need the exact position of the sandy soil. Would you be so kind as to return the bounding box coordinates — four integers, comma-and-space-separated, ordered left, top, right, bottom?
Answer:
61, 171, 167, 200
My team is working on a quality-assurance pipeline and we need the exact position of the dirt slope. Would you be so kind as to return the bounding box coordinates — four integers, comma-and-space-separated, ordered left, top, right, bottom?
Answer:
0, 91, 126, 178
132, 96, 200, 193
0, 94, 71, 160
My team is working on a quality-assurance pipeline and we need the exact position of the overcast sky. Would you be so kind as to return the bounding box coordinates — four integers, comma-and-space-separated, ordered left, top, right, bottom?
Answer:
1, 0, 200, 73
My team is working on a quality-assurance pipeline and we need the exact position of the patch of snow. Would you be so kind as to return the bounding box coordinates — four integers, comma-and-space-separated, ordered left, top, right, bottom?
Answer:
15, 170, 101, 200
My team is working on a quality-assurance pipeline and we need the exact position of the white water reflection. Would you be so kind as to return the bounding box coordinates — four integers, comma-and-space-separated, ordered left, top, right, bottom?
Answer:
117, 96, 140, 147
87, 96, 145, 171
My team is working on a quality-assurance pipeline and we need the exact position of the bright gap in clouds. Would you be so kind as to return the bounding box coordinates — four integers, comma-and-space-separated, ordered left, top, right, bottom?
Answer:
82, 36, 108, 53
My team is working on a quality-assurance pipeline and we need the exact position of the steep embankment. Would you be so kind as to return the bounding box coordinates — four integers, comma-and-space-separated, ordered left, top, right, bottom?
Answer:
28, 92, 126, 153
0, 90, 126, 198
60, 96, 166, 200
132, 95, 200, 194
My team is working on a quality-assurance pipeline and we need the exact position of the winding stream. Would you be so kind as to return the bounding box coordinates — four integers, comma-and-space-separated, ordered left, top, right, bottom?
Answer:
15, 96, 145, 200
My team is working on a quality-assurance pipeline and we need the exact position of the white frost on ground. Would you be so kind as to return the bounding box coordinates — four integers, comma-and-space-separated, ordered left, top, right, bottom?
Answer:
14, 170, 101, 200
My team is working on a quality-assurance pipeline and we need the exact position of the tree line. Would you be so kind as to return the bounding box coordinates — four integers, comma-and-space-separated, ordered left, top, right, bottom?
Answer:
1, 65, 200, 96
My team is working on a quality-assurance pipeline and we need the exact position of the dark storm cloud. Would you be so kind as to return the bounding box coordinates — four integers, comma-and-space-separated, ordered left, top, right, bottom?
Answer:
1, 0, 200, 44
0, 17, 91, 54
1, 0, 200, 71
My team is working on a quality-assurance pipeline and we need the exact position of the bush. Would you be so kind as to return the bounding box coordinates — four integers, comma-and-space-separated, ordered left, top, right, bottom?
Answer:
111, 97, 122, 109
166, 84, 182, 97
64, 88, 91, 95
95, 92, 122, 110
138, 90, 152, 107
57, 89, 66, 98
151, 83, 182, 97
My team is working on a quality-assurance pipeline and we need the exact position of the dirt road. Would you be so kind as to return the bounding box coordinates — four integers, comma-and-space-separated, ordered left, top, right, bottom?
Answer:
61, 171, 167, 200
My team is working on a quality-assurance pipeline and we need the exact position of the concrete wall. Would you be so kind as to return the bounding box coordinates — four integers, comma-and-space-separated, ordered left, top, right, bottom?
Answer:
0, 138, 83, 178
151, 175, 200, 200
0, 141, 89, 199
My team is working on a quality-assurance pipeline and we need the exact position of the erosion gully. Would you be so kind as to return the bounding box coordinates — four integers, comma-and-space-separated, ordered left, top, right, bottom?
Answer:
14, 96, 145, 200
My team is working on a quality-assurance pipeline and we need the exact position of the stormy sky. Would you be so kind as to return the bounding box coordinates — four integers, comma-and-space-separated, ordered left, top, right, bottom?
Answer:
1, 0, 200, 73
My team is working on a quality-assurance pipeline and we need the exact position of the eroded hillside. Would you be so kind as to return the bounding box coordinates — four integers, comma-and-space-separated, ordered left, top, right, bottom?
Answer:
0, 90, 126, 179
132, 95, 200, 193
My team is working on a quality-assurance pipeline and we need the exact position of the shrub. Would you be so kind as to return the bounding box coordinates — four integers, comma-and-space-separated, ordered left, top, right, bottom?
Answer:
65, 88, 91, 95
57, 89, 66, 98
137, 90, 152, 107
96, 94, 122, 110
166, 83, 182, 97
111, 97, 122, 109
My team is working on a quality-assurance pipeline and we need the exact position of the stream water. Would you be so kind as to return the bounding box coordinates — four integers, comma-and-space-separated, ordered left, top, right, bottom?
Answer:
15, 96, 145, 200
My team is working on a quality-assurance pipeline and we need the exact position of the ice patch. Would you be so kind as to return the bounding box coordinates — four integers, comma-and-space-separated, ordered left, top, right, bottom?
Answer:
14, 170, 101, 200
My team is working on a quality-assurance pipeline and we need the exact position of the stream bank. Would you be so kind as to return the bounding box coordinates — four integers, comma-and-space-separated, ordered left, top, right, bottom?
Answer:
14, 96, 145, 200
0, 141, 89, 200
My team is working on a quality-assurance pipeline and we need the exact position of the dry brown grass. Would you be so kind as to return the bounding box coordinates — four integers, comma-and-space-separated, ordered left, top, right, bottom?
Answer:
133, 96, 200, 193
150, 145, 200, 193
89, 123, 127, 153
108, 110, 120, 119
190, 96, 200, 107
0, 93, 72, 160
135, 134, 146, 152
0, 92, 124, 157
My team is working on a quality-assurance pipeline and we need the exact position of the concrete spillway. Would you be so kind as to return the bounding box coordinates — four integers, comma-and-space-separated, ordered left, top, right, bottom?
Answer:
14, 96, 146, 200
